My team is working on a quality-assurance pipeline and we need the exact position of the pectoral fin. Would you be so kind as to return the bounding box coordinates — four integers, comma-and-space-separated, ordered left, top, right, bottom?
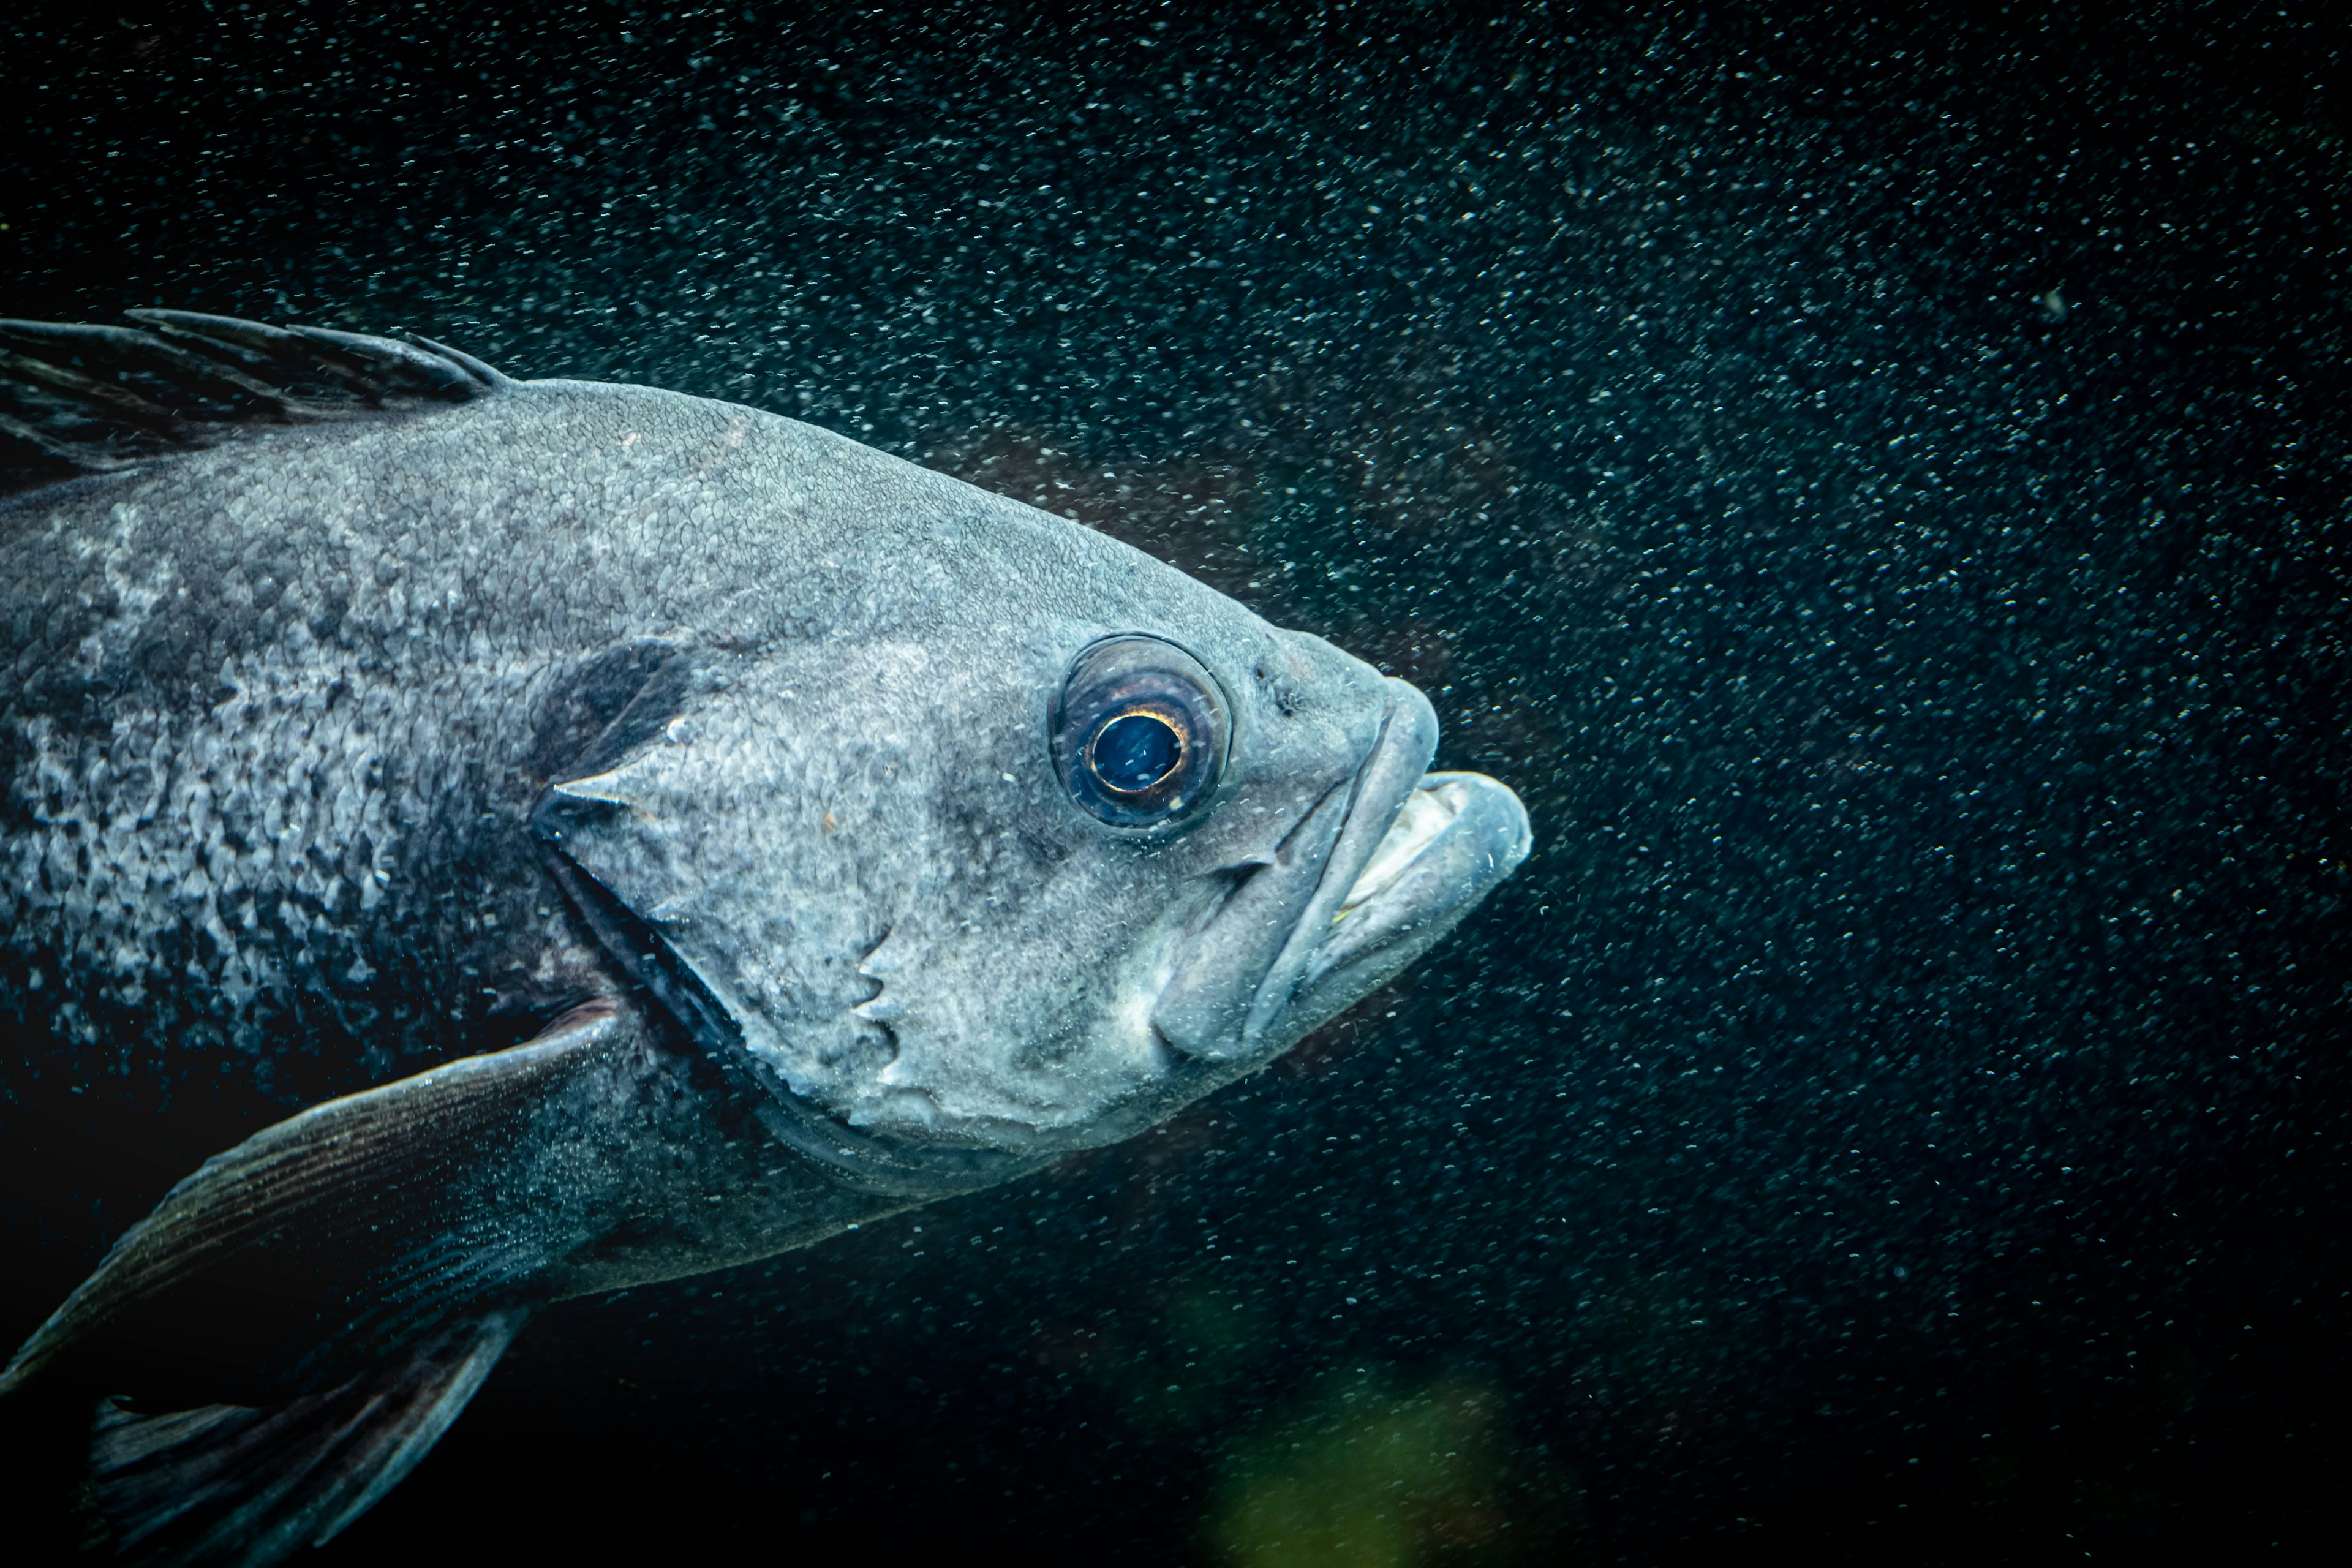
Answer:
81, 1307, 527, 1566
1, 1002, 646, 1564
2, 1004, 636, 1400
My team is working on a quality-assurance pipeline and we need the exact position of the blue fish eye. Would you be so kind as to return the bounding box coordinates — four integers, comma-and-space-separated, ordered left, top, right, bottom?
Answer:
1090, 712, 1184, 794
1052, 635, 1229, 831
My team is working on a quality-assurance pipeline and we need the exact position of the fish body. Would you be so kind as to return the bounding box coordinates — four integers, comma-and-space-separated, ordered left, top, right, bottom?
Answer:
0, 315, 1529, 1562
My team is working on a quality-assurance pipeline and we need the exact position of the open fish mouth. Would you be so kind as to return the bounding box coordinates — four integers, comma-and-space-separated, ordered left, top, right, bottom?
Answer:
1335, 775, 1488, 920
1152, 681, 1532, 1066
1286, 769, 1531, 1038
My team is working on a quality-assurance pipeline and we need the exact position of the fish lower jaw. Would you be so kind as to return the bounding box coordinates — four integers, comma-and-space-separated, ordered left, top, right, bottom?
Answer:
1288, 769, 1532, 1024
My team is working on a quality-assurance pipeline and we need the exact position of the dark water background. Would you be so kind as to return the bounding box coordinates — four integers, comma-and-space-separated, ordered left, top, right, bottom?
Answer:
5, 2, 2346, 1561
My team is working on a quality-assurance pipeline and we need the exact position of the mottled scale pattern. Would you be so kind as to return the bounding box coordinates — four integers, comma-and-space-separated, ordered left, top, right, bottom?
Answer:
0, 377, 1076, 1237
3, 496, 600, 1137
0, 396, 750, 1199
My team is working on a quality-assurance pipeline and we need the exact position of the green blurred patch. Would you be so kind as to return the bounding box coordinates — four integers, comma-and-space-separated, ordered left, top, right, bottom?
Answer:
1206, 1367, 1574, 1567
1079, 1280, 1265, 1438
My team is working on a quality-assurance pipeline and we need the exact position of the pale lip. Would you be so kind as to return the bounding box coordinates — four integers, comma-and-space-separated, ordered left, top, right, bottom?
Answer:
1153, 678, 1532, 1066
1287, 769, 1532, 1038
1335, 777, 1477, 918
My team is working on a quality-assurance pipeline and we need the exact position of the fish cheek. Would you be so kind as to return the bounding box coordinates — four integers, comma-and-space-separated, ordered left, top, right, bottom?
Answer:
535, 675, 904, 1085
855, 828, 1203, 1137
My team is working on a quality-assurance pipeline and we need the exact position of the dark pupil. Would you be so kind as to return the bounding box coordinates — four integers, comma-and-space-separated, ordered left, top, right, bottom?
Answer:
1093, 713, 1182, 793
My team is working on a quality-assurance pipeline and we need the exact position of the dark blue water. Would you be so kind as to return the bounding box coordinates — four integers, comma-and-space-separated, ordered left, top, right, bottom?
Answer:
6, 3, 2345, 1560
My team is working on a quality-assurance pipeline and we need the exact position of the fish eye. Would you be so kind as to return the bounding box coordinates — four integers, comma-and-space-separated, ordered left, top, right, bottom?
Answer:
1054, 636, 1229, 830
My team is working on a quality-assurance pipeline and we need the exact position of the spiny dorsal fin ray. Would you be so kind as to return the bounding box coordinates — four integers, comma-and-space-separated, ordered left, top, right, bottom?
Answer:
0, 320, 297, 417
0, 309, 505, 496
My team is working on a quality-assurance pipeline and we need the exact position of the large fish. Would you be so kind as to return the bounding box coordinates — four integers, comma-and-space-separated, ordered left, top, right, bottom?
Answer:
0, 312, 1529, 1563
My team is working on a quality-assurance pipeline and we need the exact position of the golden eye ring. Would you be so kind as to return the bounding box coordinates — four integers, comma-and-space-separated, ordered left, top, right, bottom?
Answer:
1085, 707, 1188, 796
1052, 635, 1229, 832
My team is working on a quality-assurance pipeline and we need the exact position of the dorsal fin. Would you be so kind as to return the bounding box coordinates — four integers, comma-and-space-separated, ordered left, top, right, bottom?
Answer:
0, 310, 505, 497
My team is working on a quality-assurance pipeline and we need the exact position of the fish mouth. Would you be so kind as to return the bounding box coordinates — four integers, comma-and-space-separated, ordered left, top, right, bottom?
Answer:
1336, 782, 1473, 920
1151, 679, 1532, 1068
1283, 769, 1532, 1041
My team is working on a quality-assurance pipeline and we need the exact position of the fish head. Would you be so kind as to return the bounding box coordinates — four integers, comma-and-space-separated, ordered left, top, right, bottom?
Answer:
537, 464, 1529, 1186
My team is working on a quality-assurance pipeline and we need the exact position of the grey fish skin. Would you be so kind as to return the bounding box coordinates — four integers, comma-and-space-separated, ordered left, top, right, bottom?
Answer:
0, 318, 1531, 1562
